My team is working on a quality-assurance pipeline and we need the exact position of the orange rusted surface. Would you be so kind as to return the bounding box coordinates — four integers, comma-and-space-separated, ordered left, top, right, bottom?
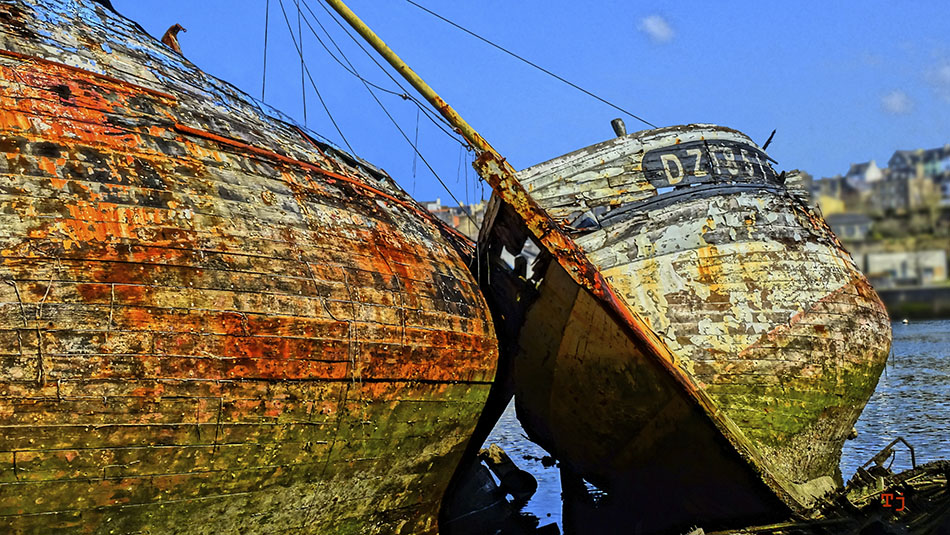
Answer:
0, 1, 497, 534
172, 122, 428, 217
0, 48, 178, 101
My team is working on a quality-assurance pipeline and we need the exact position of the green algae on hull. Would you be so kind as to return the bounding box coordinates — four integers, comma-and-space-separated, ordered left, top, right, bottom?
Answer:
0, 1, 498, 533
478, 125, 892, 534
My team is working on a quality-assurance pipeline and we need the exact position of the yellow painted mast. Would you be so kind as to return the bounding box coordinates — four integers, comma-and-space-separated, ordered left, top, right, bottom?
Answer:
323, 0, 497, 158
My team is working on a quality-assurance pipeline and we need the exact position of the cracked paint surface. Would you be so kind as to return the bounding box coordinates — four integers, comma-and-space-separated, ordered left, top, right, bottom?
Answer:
0, 1, 497, 533
492, 124, 890, 530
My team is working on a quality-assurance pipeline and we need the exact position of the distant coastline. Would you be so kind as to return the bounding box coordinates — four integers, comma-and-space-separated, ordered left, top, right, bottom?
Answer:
876, 285, 950, 319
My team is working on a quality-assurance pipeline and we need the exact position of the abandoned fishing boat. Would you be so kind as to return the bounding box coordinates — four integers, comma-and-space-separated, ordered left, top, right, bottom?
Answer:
0, 0, 498, 533
317, 4, 911, 533
477, 124, 894, 533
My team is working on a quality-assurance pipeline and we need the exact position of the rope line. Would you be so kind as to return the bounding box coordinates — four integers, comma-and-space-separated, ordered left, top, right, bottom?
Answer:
261, 0, 270, 101
297, 2, 407, 98
303, 0, 479, 229
365, 85, 478, 229
295, 0, 307, 125
309, 0, 456, 134
403, 0, 657, 129
276, 0, 355, 153
310, 5, 477, 226
300, 0, 464, 145
412, 107, 419, 196
264, 0, 477, 227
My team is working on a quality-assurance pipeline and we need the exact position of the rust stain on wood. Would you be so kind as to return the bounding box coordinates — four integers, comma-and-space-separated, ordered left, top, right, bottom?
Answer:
0, 1, 497, 533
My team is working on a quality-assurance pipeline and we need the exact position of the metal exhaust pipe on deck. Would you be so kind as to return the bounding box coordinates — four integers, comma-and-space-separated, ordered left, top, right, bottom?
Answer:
611, 118, 626, 137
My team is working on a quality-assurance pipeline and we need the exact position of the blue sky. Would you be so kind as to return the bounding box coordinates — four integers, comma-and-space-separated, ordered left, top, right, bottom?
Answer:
114, 1, 950, 205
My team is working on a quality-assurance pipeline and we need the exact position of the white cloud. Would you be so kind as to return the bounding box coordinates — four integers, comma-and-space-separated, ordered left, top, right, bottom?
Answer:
881, 90, 914, 115
926, 61, 950, 101
638, 15, 674, 44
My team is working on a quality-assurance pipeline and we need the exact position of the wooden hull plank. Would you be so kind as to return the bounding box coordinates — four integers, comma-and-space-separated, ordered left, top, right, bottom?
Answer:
0, 1, 498, 533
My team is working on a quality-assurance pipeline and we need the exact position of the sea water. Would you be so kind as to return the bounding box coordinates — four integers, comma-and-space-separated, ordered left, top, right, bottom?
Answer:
487, 319, 950, 530
840, 319, 950, 478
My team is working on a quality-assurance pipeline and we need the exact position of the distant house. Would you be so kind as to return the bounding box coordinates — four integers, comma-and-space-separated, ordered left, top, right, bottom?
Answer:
867, 169, 942, 215
825, 212, 872, 241
845, 160, 884, 183
868, 171, 906, 214
888, 145, 950, 180
865, 250, 948, 287
812, 144, 950, 216
423, 199, 487, 240
423, 198, 443, 212
887, 145, 950, 208
809, 160, 883, 214
811, 174, 865, 214
938, 175, 950, 206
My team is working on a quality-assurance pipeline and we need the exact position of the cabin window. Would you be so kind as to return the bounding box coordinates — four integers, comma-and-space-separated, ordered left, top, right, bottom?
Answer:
497, 239, 541, 280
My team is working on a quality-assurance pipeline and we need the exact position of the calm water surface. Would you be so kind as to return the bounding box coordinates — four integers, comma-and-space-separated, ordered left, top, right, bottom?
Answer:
840, 319, 950, 478
486, 319, 950, 529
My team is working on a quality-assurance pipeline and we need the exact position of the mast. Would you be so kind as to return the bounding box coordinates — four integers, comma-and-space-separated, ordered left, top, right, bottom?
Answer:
322, 0, 801, 511
317, 0, 701, 380
320, 0, 685, 372
323, 0, 497, 158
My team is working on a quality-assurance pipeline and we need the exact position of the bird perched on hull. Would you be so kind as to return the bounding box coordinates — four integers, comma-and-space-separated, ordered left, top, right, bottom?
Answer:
161, 23, 186, 54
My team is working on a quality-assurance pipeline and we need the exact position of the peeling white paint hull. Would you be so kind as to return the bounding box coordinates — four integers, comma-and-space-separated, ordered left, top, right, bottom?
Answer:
479, 124, 891, 534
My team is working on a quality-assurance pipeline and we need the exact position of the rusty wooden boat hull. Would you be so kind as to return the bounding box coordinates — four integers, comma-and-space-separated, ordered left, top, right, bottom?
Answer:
479, 124, 891, 533
0, 1, 497, 533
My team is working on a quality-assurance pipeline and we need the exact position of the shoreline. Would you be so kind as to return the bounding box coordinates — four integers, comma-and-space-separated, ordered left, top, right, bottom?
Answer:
876, 285, 950, 319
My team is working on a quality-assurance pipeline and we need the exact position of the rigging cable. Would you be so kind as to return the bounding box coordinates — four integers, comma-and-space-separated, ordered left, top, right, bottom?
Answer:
307, 0, 460, 137
261, 0, 270, 101
458, 144, 468, 207
295, 0, 307, 125
412, 107, 419, 196
402, 0, 657, 129
299, 0, 465, 146
357, 77, 478, 228
276, 0, 355, 153
304, 0, 478, 228
295, 2, 409, 99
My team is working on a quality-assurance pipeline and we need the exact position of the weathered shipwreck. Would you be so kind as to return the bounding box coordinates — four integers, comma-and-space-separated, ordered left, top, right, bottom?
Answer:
478, 124, 893, 532
322, 3, 950, 534
473, 124, 950, 534
2, 0, 945, 533
0, 0, 498, 533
